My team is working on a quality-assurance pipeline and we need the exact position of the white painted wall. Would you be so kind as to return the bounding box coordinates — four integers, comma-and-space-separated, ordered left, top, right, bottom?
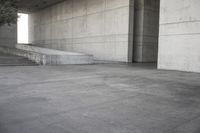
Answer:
29, 0, 134, 62
158, 0, 200, 73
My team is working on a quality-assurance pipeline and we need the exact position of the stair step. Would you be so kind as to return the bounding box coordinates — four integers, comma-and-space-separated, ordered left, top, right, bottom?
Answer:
0, 52, 37, 66
0, 63, 37, 66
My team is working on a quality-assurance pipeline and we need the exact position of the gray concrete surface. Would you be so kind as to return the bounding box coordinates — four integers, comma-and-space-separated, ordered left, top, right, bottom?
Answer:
28, 0, 134, 62
2, 0, 200, 73
0, 44, 93, 65
28, 0, 160, 63
158, 0, 200, 73
17, 0, 64, 13
0, 52, 36, 66
16, 44, 94, 65
133, 0, 159, 62
0, 63, 200, 133
0, 24, 17, 48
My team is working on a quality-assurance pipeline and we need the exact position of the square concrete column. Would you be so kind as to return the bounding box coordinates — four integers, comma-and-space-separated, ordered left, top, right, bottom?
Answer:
158, 0, 200, 73
133, 0, 159, 62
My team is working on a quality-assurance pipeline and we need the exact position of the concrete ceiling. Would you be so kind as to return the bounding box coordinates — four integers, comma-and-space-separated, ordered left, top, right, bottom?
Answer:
17, 0, 65, 13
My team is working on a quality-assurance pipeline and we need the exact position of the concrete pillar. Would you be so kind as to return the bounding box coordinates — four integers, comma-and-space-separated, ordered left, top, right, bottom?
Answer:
133, 0, 159, 62
158, 0, 200, 73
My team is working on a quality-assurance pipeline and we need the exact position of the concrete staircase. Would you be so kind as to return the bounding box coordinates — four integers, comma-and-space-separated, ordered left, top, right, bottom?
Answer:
0, 53, 36, 66
0, 44, 94, 65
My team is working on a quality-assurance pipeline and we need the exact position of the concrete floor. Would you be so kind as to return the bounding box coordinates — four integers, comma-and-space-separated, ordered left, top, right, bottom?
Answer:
0, 63, 200, 133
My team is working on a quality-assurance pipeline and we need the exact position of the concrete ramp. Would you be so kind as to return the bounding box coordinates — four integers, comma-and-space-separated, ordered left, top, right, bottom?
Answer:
0, 44, 93, 65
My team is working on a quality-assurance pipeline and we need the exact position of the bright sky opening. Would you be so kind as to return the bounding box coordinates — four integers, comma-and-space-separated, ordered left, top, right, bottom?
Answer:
17, 13, 28, 44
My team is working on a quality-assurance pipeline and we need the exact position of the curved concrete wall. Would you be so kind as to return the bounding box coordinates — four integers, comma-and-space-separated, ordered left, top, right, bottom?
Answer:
29, 0, 134, 62
158, 0, 200, 73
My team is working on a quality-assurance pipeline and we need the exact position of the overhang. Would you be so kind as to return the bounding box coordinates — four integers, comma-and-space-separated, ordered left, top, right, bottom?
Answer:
17, 0, 64, 13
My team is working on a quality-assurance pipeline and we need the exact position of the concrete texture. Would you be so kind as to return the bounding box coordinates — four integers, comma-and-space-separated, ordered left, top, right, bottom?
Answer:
158, 0, 200, 73
0, 52, 36, 66
0, 44, 93, 65
0, 64, 200, 133
0, 24, 17, 48
28, 0, 160, 63
16, 44, 94, 65
133, 0, 159, 62
29, 0, 134, 62
17, 0, 65, 13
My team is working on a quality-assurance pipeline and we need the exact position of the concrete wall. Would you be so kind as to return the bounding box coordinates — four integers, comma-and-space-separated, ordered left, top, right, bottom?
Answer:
29, 0, 134, 62
158, 0, 200, 73
0, 24, 17, 48
133, 0, 159, 62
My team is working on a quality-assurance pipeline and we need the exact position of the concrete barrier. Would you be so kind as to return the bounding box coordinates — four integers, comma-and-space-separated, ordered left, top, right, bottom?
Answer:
0, 44, 94, 65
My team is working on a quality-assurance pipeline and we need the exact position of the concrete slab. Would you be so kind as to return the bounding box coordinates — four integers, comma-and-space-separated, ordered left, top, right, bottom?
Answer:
0, 63, 200, 133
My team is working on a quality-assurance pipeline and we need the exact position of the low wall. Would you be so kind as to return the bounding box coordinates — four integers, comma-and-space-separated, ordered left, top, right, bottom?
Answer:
0, 44, 94, 65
